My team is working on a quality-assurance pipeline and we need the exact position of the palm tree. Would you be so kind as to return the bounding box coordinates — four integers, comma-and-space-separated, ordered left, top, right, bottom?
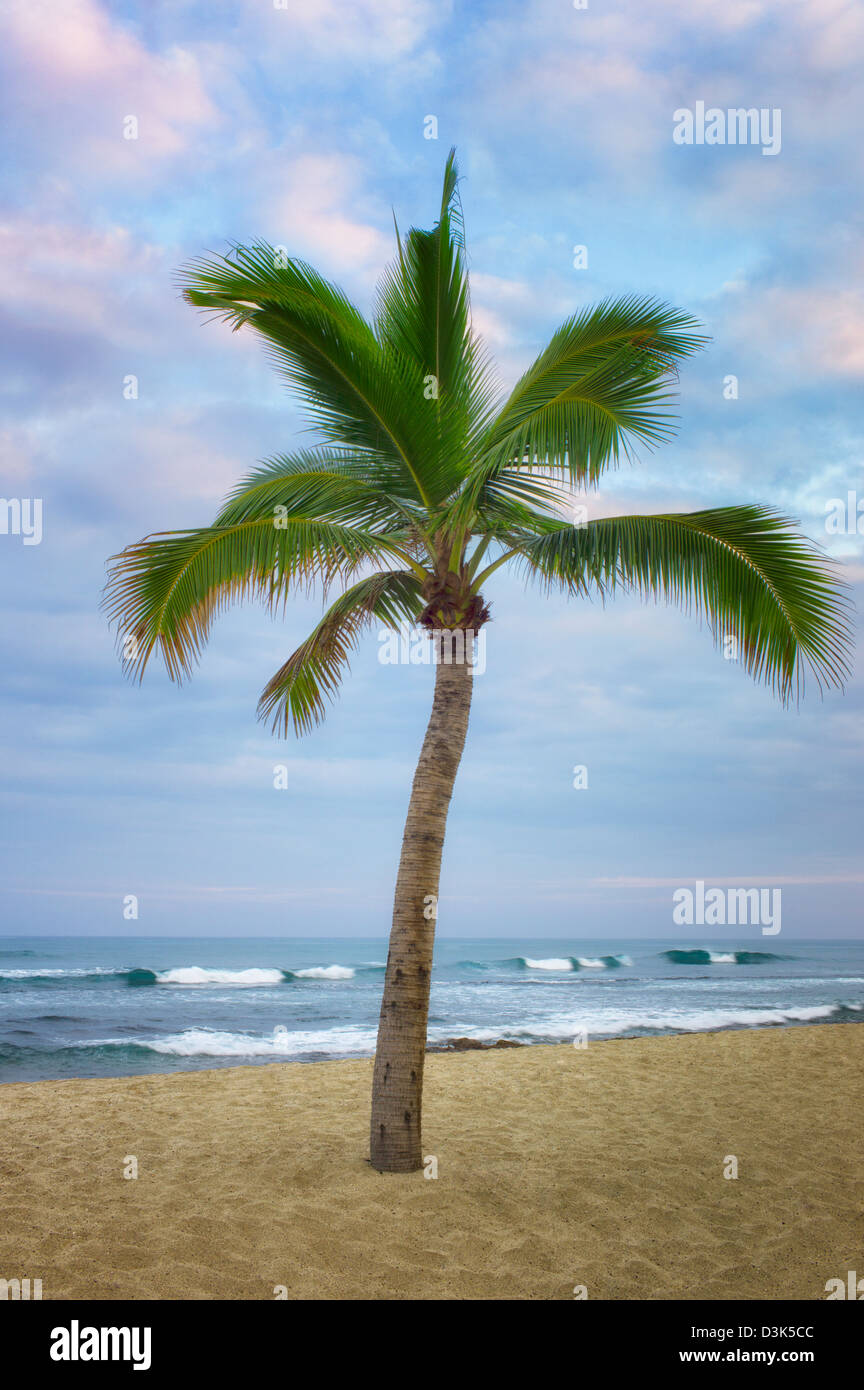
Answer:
105, 152, 851, 1173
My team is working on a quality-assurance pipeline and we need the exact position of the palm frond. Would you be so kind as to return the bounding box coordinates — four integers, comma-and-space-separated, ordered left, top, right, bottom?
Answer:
213, 447, 426, 537
103, 518, 413, 683
180, 247, 444, 508
505, 506, 852, 700
374, 149, 500, 499
258, 570, 424, 735
476, 295, 707, 487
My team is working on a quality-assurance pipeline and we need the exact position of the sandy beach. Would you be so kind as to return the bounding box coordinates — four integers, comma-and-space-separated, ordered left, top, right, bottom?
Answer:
1, 1024, 862, 1301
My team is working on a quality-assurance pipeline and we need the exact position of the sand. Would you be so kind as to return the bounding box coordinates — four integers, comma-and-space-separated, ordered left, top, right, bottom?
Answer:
1, 1024, 862, 1301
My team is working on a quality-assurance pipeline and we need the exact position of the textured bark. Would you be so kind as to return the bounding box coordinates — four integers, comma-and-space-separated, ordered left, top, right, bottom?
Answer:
369, 647, 473, 1172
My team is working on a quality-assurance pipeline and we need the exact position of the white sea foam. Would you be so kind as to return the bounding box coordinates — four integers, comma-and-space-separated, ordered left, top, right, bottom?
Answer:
134, 1025, 376, 1057
76, 998, 864, 1060
293, 965, 355, 980
520, 1002, 852, 1040
155, 967, 285, 987
523, 957, 575, 971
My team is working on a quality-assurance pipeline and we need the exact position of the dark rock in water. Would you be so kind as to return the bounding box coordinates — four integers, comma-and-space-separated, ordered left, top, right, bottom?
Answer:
435, 1036, 523, 1052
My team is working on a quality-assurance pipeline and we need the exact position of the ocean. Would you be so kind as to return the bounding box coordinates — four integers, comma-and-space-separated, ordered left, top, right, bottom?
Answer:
1, 936, 862, 1083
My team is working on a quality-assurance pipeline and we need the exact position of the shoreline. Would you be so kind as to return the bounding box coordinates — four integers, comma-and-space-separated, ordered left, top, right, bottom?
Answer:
2, 1014, 862, 1087
1, 1024, 862, 1300
2, 1013, 862, 1090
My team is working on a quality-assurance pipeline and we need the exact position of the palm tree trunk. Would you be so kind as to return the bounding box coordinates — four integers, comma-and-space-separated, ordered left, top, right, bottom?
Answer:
369, 647, 473, 1172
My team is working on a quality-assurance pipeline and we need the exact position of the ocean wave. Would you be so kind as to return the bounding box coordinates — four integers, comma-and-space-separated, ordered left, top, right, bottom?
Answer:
0, 967, 121, 978
522, 1001, 862, 1040
3, 1003, 861, 1072
150, 964, 355, 985
660, 949, 788, 965
423, 1000, 863, 1046
1, 962, 361, 989
577, 955, 633, 969
86, 1024, 377, 1058
153, 967, 287, 987
516, 955, 632, 972
291, 965, 355, 980
0, 967, 129, 985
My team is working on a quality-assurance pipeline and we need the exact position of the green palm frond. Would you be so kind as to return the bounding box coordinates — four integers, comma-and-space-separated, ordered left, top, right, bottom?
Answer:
180, 247, 446, 508
465, 465, 569, 525
213, 447, 427, 537
258, 570, 424, 735
502, 506, 852, 699
374, 148, 499, 491
104, 518, 414, 682
470, 296, 707, 494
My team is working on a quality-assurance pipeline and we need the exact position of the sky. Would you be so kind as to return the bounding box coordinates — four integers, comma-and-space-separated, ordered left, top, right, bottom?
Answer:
0, 0, 862, 940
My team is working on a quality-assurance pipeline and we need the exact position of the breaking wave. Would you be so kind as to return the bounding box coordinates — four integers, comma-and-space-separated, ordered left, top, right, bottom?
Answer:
89, 1024, 376, 1058
660, 949, 789, 965
1, 964, 359, 988
513, 955, 633, 972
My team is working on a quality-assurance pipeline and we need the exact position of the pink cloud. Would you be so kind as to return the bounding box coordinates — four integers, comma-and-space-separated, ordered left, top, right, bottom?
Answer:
0, 217, 163, 342
799, 0, 864, 70
2, 0, 219, 170
264, 154, 394, 283
726, 284, 864, 380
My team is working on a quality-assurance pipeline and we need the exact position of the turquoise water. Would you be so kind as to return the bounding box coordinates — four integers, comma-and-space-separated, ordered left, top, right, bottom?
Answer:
1, 936, 862, 1082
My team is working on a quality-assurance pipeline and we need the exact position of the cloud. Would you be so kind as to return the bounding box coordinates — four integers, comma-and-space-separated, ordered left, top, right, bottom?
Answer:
259, 0, 441, 60
1, 0, 220, 174
723, 283, 864, 381
0, 218, 163, 342
262, 152, 394, 283
797, 0, 864, 70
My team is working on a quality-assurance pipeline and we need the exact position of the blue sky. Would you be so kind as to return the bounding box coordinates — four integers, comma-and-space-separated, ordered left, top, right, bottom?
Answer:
0, 0, 862, 939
